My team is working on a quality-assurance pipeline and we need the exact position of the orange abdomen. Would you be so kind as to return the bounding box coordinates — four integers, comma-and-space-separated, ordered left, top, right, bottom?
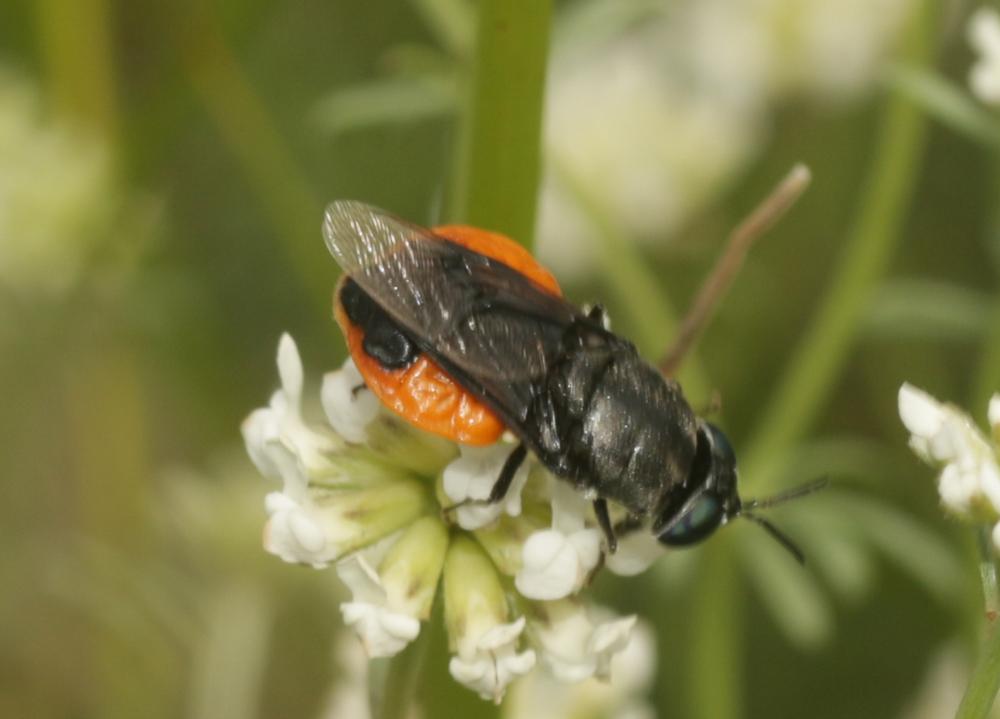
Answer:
335, 225, 561, 446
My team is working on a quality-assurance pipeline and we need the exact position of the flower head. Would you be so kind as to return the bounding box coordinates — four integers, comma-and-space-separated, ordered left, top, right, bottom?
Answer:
898, 383, 1000, 551
244, 334, 654, 702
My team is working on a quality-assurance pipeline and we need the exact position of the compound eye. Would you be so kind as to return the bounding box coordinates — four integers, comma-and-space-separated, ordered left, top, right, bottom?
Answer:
657, 493, 725, 546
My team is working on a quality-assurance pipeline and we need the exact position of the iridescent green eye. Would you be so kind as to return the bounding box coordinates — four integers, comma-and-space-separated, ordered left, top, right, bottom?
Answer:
658, 494, 725, 546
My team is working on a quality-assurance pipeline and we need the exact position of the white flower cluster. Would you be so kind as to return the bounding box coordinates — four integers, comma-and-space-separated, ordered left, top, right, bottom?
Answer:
898, 383, 1000, 552
244, 334, 660, 702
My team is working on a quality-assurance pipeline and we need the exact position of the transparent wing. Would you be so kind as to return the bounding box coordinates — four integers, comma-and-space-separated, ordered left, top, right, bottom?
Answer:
323, 200, 583, 420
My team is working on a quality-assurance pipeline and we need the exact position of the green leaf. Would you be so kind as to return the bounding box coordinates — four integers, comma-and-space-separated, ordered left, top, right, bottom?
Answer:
830, 493, 964, 607
788, 504, 878, 604
739, 526, 835, 649
409, 0, 475, 59
312, 76, 457, 136
866, 278, 992, 342
782, 436, 912, 487
885, 65, 1000, 149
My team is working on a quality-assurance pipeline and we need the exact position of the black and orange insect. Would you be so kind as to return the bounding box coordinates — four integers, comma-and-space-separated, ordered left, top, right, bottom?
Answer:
324, 200, 818, 558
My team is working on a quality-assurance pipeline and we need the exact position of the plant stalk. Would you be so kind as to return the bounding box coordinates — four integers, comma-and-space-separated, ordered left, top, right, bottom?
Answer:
449, 0, 553, 248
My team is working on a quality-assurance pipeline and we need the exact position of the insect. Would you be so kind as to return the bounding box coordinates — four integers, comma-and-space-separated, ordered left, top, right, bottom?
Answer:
324, 200, 820, 559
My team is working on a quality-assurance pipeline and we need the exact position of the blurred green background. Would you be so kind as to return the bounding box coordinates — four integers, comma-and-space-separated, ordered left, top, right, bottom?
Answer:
3, 0, 1000, 717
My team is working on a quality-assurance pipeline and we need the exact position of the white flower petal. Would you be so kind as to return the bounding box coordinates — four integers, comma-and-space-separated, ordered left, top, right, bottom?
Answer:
449, 616, 536, 702
605, 531, 664, 576
443, 444, 530, 530
241, 408, 283, 480
336, 553, 424, 658
515, 528, 601, 600
340, 602, 420, 658
322, 358, 380, 443
589, 615, 637, 680
898, 383, 944, 439
529, 602, 637, 684
263, 491, 332, 568
336, 554, 388, 605
989, 394, 1000, 434
277, 333, 305, 407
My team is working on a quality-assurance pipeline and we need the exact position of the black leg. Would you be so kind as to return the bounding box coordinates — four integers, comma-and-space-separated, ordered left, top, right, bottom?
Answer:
441, 443, 528, 517
593, 498, 617, 554
351, 382, 367, 398
488, 444, 528, 503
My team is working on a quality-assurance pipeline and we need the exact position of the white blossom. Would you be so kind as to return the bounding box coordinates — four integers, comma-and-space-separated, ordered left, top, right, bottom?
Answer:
322, 357, 380, 443
529, 601, 636, 683
898, 383, 1000, 520
504, 618, 657, 719
264, 491, 331, 568
604, 530, 664, 577
449, 617, 537, 704
516, 480, 602, 600
968, 7, 1000, 105
243, 334, 341, 483
336, 516, 449, 657
444, 536, 537, 702
443, 443, 530, 530
337, 553, 422, 658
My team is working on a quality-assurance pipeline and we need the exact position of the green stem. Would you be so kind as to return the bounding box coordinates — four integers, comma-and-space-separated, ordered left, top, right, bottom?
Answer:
977, 527, 1000, 622
370, 628, 432, 719
955, 609, 1000, 719
177, 5, 327, 306
36, 0, 118, 140
688, 537, 742, 719
741, 0, 938, 490
449, 0, 553, 248
374, 3, 554, 715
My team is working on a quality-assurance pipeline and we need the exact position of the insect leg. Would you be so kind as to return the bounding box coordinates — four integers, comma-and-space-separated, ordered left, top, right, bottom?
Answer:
487, 443, 528, 503
593, 498, 618, 554
441, 443, 528, 517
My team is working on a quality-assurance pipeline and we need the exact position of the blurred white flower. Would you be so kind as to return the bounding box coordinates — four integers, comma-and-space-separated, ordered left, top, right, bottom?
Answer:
539, 0, 912, 278
968, 7, 1000, 105
505, 618, 657, 719
443, 443, 530, 530
899, 383, 1000, 551
0, 70, 117, 295
320, 636, 372, 719
516, 480, 602, 600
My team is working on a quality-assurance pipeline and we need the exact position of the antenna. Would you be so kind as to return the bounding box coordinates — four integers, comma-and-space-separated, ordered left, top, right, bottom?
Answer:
742, 512, 805, 564
738, 477, 830, 564
741, 476, 829, 511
